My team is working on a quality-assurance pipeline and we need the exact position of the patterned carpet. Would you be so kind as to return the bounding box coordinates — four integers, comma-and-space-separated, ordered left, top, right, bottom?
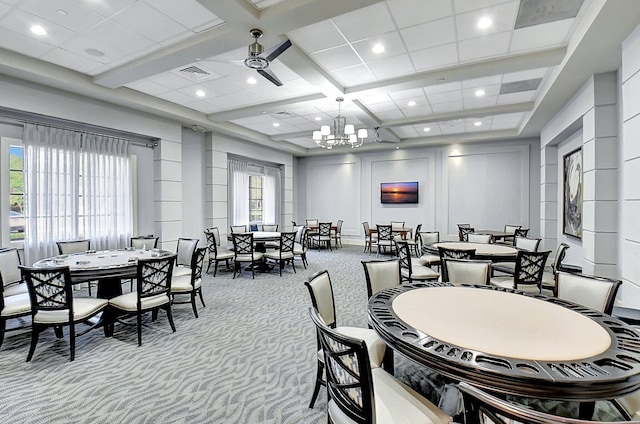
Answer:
0, 244, 444, 424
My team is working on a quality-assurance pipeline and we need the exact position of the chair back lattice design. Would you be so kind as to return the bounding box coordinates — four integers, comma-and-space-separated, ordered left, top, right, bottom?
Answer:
300, 227, 310, 248
304, 270, 337, 327
459, 227, 475, 242
204, 230, 218, 255
0, 247, 22, 287
318, 222, 332, 237
278, 232, 296, 256
513, 250, 551, 291
512, 228, 530, 246
130, 236, 158, 250
22, 266, 73, 316
411, 223, 422, 243
377, 225, 393, 242
419, 232, 440, 254
309, 307, 374, 424
438, 246, 476, 262
232, 233, 254, 255
395, 240, 413, 274
136, 254, 177, 301
176, 238, 199, 267
190, 248, 206, 285
362, 259, 401, 298
56, 239, 90, 255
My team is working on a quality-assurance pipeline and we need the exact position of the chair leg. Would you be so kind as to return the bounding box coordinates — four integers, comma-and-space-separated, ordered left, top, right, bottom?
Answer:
309, 360, 325, 408
0, 320, 5, 350
206, 258, 212, 274
69, 323, 76, 362
166, 305, 176, 333
213, 260, 218, 276
54, 325, 64, 338
190, 292, 198, 318
198, 288, 206, 308
26, 325, 41, 362
291, 259, 296, 274
382, 349, 394, 375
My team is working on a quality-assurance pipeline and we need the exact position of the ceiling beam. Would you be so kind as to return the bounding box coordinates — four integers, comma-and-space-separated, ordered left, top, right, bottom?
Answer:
208, 93, 327, 121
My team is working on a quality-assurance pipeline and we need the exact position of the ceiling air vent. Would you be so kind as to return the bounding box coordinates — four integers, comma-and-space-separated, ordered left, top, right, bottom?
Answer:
176, 65, 213, 81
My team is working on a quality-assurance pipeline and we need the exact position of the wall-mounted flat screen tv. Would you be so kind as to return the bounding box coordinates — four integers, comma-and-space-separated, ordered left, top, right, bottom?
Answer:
380, 181, 419, 204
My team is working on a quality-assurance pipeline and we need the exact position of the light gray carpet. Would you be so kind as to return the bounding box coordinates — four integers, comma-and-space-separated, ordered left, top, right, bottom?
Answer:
0, 244, 442, 424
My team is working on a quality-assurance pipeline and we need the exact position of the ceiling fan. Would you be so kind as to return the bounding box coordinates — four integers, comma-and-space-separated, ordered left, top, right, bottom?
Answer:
371, 127, 399, 143
244, 28, 292, 87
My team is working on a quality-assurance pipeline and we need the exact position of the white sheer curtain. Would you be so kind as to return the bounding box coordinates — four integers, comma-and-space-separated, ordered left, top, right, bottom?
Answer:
228, 159, 249, 225
263, 165, 281, 225
23, 124, 133, 264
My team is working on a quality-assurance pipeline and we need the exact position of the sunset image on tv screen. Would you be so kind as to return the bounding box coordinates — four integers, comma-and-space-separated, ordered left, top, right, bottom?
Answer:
380, 182, 418, 204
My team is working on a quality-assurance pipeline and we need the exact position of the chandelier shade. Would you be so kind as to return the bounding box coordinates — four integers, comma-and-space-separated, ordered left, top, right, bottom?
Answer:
313, 97, 368, 149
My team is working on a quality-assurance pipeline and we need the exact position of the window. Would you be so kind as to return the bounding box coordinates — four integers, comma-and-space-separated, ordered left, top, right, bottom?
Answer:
249, 175, 263, 223
9, 144, 24, 241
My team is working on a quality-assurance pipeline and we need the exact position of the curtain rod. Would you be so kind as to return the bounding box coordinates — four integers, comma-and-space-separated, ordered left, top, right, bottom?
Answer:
0, 108, 159, 148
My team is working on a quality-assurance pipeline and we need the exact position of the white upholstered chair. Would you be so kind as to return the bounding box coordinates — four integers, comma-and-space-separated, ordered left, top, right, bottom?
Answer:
362, 259, 401, 298
174, 237, 199, 277
0, 248, 30, 350
467, 233, 493, 244
556, 271, 621, 314
171, 247, 206, 318
397, 240, 439, 282
441, 258, 492, 286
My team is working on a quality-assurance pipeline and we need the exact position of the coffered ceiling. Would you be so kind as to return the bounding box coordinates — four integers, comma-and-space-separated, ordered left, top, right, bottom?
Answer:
0, 0, 639, 156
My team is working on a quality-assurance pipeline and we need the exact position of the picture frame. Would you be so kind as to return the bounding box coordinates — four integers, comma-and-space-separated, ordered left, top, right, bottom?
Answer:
563, 147, 583, 239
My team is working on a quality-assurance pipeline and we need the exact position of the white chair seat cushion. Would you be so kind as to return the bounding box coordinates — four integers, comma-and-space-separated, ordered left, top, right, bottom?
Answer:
1, 293, 31, 317
418, 254, 440, 266
34, 298, 108, 324
312, 236, 331, 241
171, 275, 201, 292
293, 244, 306, 254
263, 251, 294, 260
328, 367, 451, 424
214, 250, 234, 260
316, 326, 386, 368
489, 276, 514, 289
173, 266, 192, 277
235, 252, 264, 262
377, 240, 393, 246
403, 265, 439, 280
108, 292, 169, 312
4, 282, 28, 297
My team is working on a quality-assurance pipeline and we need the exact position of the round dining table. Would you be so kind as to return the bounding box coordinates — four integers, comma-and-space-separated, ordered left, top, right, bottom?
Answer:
429, 241, 518, 262
369, 282, 640, 401
33, 248, 173, 298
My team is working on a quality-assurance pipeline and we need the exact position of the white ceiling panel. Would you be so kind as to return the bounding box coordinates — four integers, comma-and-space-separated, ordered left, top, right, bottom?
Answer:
0, 0, 608, 154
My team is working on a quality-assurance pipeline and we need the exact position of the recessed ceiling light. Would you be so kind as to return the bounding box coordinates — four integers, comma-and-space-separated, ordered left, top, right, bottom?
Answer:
57, 9, 68, 15
273, 122, 280, 127
85, 48, 104, 57
423, 127, 431, 132
195, 90, 206, 97
30, 25, 47, 36
247, 77, 257, 84
396, 147, 399, 150
474, 121, 482, 127
475, 89, 485, 97
314, 117, 321, 121
407, 100, 416, 107
477, 17, 492, 29
372, 43, 385, 54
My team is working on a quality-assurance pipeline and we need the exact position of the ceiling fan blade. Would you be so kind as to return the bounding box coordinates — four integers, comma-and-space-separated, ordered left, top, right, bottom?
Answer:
257, 68, 283, 86
262, 39, 292, 62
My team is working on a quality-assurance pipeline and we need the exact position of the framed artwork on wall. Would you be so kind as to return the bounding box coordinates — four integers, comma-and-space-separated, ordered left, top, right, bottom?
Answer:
563, 147, 583, 239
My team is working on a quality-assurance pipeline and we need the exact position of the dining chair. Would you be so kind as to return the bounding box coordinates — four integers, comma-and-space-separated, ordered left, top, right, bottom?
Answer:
108, 253, 177, 346
515, 236, 541, 251
490, 250, 551, 293
130, 235, 159, 250
459, 227, 475, 242
376, 224, 394, 256
467, 233, 493, 244
230, 225, 247, 234
458, 381, 620, 424
0, 249, 31, 350
56, 239, 96, 295
441, 258, 492, 286
231, 233, 264, 279
556, 271, 622, 315
501, 224, 521, 245
417, 231, 441, 269
20, 265, 108, 361
332, 219, 343, 248
362, 221, 377, 253
396, 240, 439, 283
406, 223, 422, 255
310, 222, 332, 251
259, 224, 278, 231
174, 237, 199, 277
309, 307, 452, 424
303, 270, 389, 409
362, 259, 401, 298
263, 232, 296, 276
390, 220, 405, 231
171, 247, 206, 318
204, 229, 233, 276
512, 228, 530, 245
293, 226, 309, 269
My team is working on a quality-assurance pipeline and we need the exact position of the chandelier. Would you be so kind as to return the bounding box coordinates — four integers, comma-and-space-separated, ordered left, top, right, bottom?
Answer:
312, 97, 368, 149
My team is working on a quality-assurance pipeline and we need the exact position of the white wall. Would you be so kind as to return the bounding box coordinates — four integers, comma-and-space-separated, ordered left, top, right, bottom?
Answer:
296, 138, 540, 245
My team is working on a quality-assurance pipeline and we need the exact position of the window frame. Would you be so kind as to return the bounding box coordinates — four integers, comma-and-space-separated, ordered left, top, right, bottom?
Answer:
1, 137, 24, 248
248, 174, 264, 225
